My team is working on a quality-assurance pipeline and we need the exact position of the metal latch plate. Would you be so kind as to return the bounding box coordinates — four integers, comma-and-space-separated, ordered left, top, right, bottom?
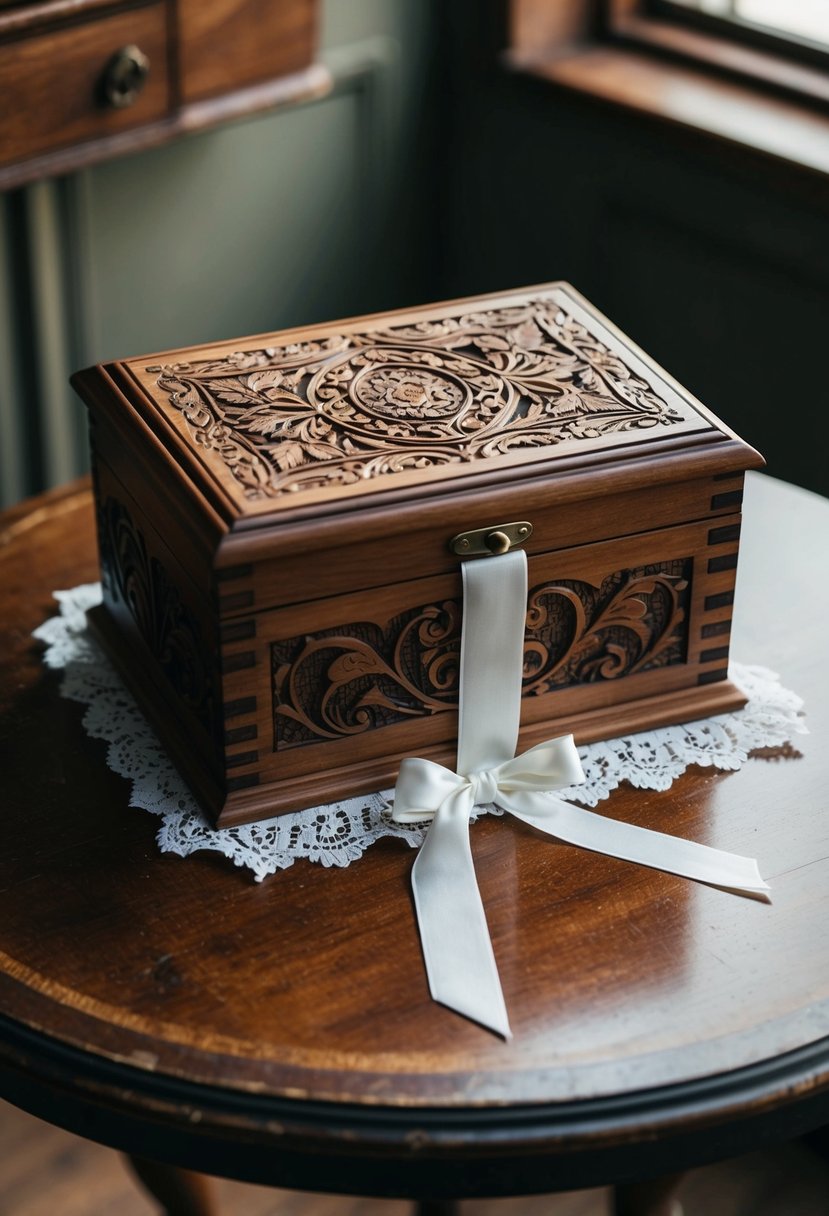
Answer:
450, 521, 533, 557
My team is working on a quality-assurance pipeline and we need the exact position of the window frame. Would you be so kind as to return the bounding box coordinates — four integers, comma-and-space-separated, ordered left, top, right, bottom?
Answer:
604, 0, 829, 107
650, 1, 829, 71
505, 0, 829, 177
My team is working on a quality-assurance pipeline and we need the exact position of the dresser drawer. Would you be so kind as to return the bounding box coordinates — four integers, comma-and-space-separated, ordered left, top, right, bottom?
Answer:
177, 0, 317, 102
0, 3, 171, 168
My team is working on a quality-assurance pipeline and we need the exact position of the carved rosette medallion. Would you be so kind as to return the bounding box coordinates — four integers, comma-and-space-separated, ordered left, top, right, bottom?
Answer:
351, 364, 468, 421
271, 560, 690, 749
146, 300, 685, 500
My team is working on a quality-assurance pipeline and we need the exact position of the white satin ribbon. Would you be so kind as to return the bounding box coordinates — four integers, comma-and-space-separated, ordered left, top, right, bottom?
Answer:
392, 549, 769, 1039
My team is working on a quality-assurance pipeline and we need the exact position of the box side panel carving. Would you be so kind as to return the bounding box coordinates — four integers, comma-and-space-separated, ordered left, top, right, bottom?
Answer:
271, 559, 691, 751
209, 508, 746, 824
92, 460, 224, 777
97, 498, 218, 741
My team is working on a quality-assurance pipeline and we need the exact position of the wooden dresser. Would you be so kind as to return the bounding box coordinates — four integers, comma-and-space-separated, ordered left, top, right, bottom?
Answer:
0, 0, 328, 189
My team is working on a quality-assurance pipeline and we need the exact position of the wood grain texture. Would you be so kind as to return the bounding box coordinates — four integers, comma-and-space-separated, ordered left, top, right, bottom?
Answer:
0, 472, 828, 1196
0, 2, 171, 165
73, 284, 762, 825
0, 0, 323, 188
0, 62, 331, 190
107, 282, 752, 519
0, 0, 145, 38
176, 0, 318, 102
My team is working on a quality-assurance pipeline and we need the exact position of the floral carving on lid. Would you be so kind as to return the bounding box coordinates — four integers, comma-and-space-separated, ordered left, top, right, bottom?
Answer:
354, 365, 468, 421
144, 297, 688, 501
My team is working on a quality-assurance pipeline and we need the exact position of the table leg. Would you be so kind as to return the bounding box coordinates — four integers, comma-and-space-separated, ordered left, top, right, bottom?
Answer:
125, 1154, 218, 1216
612, 1174, 685, 1216
416, 1203, 460, 1216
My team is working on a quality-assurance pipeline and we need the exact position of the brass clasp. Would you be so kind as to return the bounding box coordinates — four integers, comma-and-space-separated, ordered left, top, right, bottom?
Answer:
449, 521, 533, 557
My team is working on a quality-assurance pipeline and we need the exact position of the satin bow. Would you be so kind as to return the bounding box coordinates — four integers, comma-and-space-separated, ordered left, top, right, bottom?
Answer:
392, 549, 769, 1040
394, 737, 586, 824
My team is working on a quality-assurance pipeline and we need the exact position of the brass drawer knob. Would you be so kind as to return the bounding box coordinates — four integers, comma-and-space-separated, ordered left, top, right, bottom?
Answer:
102, 45, 150, 109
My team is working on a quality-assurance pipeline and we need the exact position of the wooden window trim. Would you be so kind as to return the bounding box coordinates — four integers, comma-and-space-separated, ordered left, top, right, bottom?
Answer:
649, 1, 829, 74
611, 1, 829, 105
506, 0, 829, 177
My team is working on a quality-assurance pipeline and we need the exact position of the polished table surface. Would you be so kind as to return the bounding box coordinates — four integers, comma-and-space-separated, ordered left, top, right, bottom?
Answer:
0, 472, 828, 1197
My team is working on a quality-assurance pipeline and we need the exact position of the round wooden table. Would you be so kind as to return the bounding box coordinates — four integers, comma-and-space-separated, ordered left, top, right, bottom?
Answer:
1, 473, 828, 1215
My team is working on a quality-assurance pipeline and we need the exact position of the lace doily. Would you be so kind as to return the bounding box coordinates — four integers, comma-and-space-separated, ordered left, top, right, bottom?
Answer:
34, 584, 807, 882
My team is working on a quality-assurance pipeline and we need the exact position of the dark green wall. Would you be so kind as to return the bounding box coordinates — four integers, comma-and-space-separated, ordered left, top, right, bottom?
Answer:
0, 0, 447, 506
441, 19, 829, 497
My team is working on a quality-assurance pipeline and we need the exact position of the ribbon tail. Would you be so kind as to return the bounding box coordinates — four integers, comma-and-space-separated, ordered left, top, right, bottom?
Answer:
504, 794, 770, 900
411, 796, 512, 1039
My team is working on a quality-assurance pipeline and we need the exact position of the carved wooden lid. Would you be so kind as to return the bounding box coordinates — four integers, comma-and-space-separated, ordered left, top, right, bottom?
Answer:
82, 283, 762, 525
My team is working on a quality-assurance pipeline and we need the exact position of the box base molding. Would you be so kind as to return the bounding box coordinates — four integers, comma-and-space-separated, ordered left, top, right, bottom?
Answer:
216, 678, 747, 828
87, 603, 746, 831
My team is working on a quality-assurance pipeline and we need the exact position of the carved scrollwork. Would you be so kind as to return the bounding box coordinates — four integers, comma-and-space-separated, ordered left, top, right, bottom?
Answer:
522, 560, 690, 693
147, 300, 684, 500
272, 600, 461, 747
271, 560, 690, 749
97, 497, 219, 742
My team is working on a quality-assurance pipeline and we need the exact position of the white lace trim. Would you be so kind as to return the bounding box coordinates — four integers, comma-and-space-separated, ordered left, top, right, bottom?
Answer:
34, 584, 807, 882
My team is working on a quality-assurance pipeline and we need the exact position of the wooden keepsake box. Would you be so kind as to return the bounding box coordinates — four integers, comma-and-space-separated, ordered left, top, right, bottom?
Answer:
72, 283, 763, 827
